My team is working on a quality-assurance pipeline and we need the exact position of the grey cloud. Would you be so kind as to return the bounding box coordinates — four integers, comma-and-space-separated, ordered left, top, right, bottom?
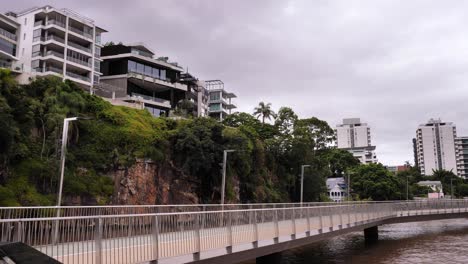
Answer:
3, 0, 468, 165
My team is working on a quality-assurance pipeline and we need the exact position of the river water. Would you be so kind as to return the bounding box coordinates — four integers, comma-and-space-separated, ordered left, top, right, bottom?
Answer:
247, 219, 468, 263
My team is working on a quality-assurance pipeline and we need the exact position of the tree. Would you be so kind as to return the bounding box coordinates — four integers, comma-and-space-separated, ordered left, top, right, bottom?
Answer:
322, 148, 360, 177
253, 102, 275, 123
351, 163, 403, 200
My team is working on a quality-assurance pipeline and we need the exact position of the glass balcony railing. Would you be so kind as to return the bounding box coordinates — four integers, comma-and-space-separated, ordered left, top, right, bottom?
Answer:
47, 20, 66, 29
68, 41, 92, 53
128, 69, 171, 83
43, 35, 65, 44
34, 20, 44, 27
131, 92, 170, 105
66, 71, 90, 82
0, 28, 17, 41
67, 56, 92, 67
34, 66, 63, 74
44, 50, 65, 59
68, 26, 93, 39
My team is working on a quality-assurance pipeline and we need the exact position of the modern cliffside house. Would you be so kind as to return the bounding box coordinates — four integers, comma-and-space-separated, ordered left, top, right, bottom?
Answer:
99, 43, 188, 117
206, 80, 237, 121
335, 118, 377, 164
4, 5, 106, 88
0, 13, 20, 73
179, 72, 209, 117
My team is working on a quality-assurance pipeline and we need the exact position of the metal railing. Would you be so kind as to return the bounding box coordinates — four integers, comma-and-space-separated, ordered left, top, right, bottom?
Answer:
68, 41, 92, 54
3, 200, 468, 264
0, 202, 370, 220
0, 28, 17, 41
66, 56, 92, 68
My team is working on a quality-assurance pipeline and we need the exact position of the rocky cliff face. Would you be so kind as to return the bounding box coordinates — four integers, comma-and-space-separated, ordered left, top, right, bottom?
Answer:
111, 159, 200, 205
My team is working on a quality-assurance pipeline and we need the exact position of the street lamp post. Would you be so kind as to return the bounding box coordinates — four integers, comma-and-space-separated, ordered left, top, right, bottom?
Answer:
221, 149, 235, 205
346, 172, 352, 201
57, 117, 78, 207
300, 165, 311, 204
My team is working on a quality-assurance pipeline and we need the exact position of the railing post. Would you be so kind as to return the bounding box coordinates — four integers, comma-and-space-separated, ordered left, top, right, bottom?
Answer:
306, 207, 311, 237
152, 215, 159, 262
227, 211, 233, 254
291, 208, 296, 239
274, 209, 279, 243
253, 210, 259, 248
13, 221, 21, 242
94, 217, 103, 264
318, 207, 323, 233
329, 207, 334, 231
194, 213, 201, 261
347, 204, 351, 227
339, 206, 343, 229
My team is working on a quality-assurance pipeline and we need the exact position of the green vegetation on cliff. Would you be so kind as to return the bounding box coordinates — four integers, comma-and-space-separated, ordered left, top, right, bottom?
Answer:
3, 69, 439, 206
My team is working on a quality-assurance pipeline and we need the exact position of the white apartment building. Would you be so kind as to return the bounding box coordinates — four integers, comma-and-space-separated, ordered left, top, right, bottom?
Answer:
4, 6, 106, 88
455, 137, 468, 179
335, 118, 377, 164
0, 13, 21, 72
415, 118, 457, 176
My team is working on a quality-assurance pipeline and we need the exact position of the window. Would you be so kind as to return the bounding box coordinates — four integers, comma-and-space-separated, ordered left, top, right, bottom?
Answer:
144, 65, 152, 76
31, 44, 41, 57
136, 63, 144, 74
160, 69, 166, 80
93, 74, 100, 85
23, 33, 26, 40
210, 92, 221, 100
94, 59, 100, 72
33, 29, 41, 42
24, 18, 27, 25
31, 60, 40, 69
128, 60, 137, 72
94, 46, 101, 58
22, 48, 24, 55
152, 68, 160, 78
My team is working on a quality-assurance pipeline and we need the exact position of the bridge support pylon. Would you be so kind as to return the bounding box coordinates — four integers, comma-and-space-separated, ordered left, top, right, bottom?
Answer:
256, 252, 282, 264
364, 226, 378, 243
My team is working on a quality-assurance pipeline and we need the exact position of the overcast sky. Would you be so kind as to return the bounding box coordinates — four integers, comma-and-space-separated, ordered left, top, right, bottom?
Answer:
3, 1, 468, 165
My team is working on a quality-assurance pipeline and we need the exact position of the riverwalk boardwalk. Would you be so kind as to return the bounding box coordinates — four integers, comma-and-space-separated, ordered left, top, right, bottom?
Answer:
1, 200, 468, 264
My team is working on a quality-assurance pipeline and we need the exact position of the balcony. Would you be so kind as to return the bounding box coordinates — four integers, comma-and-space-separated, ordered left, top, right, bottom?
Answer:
66, 71, 90, 82
0, 28, 17, 42
43, 50, 65, 59
34, 66, 63, 75
47, 20, 66, 29
34, 20, 44, 27
67, 56, 92, 68
68, 41, 92, 54
68, 26, 93, 39
42, 35, 65, 44
130, 92, 171, 108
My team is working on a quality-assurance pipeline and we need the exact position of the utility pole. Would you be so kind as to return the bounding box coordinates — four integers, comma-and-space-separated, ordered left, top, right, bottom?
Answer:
300, 165, 311, 204
347, 172, 351, 201
221, 150, 235, 205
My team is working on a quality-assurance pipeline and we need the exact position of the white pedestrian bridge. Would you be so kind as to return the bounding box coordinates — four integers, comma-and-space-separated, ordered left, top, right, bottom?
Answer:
1, 200, 468, 264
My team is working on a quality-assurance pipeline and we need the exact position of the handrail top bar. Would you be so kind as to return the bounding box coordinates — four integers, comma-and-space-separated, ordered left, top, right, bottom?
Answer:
1, 200, 460, 209
0, 203, 404, 222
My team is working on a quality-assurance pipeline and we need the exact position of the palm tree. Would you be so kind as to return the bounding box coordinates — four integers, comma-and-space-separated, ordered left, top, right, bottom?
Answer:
254, 102, 275, 123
